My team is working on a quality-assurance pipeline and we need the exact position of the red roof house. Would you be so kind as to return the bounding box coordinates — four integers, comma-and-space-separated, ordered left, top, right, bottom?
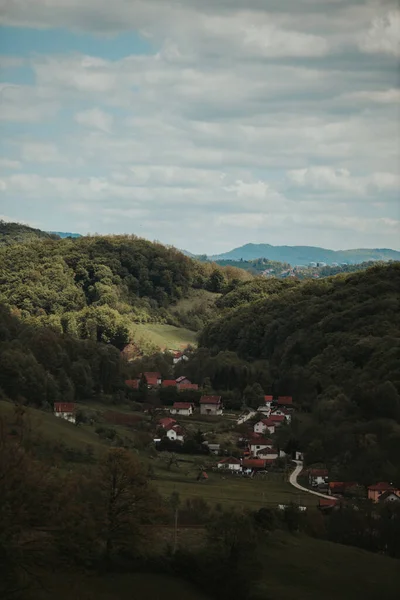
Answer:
268, 414, 285, 425
368, 482, 400, 503
242, 459, 266, 470
53, 402, 76, 424
264, 395, 274, 402
170, 402, 194, 416
158, 417, 176, 429
200, 396, 223, 415
176, 376, 191, 385
217, 457, 242, 471
162, 380, 177, 388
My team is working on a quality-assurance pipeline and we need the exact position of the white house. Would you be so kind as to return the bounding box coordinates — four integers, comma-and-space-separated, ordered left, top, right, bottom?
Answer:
271, 408, 292, 424
54, 402, 76, 424
250, 438, 273, 457
170, 402, 194, 416
256, 405, 271, 416
254, 419, 275, 435
217, 457, 242, 471
166, 425, 185, 442
200, 396, 223, 416
173, 352, 189, 365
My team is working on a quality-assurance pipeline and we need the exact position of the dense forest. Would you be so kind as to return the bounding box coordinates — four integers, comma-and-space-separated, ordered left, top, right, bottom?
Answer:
0, 220, 60, 246
0, 226, 251, 345
197, 264, 400, 484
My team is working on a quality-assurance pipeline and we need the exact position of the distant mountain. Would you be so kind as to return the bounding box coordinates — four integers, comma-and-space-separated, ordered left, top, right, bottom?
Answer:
49, 231, 82, 238
208, 244, 400, 266
0, 220, 59, 246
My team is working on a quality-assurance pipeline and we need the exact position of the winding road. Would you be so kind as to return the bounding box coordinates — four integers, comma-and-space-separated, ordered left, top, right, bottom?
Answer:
289, 460, 333, 500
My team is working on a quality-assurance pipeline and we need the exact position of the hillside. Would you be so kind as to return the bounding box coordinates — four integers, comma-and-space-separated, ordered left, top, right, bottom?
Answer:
199, 264, 400, 484
0, 220, 59, 246
208, 243, 400, 265
0, 230, 251, 350
48, 231, 83, 238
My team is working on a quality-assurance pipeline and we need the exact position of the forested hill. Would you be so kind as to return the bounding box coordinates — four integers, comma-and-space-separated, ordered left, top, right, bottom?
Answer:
199, 264, 400, 483
0, 220, 60, 245
0, 232, 250, 348
209, 243, 400, 265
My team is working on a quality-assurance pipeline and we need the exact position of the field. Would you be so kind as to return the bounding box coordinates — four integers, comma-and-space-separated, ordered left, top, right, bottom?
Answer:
256, 532, 400, 600
27, 572, 210, 600
132, 323, 198, 351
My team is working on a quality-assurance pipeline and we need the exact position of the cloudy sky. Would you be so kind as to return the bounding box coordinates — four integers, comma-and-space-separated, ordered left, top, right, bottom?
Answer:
0, 0, 399, 254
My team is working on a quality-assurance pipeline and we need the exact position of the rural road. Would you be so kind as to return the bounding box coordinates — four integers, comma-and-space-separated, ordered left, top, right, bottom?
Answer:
289, 461, 333, 500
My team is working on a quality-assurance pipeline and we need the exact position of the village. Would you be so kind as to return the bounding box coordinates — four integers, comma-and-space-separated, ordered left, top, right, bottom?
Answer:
53, 362, 400, 511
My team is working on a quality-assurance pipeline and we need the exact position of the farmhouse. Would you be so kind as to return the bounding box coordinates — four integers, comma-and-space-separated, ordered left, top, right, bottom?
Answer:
217, 457, 242, 471
200, 395, 223, 415
173, 351, 189, 365
368, 482, 400, 503
308, 468, 329, 487
170, 402, 194, 416
257, 395, 273, 415
254, 419, 275, 435
378, 490, 400, 503
54, 402, 76, 424
166, 424, 186, 442
158, 417, 176, 429
242, 458, 267, 472
142, 372, 162, 387
249, 437, 273, 457
162, 380, 177, 388
268, 414, 285, 427
271, 408, 291, 424
176, 376, 191, 385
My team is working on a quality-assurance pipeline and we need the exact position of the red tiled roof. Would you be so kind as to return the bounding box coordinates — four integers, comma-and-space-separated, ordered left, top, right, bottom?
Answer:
172, 402, 193, 409
176, 376, 190, 384
309, 469, 328, 477
162, 380, 177, 387
146, 377, 159, 386
242, 459, 266, 468
125, 379, 140, 389
319, 498, 337, 507
269, 415, 285, 423
158, 417, 176, 428
200, 395, 221, 404
264, 395, 273, 401
178, 383, 199, 391
329, 482, 357, 493
277, 396, 293, 404
368, 482, 396, 491
218, 457, 241, 465
54, 402, 75, 413
167, 424, 185, 435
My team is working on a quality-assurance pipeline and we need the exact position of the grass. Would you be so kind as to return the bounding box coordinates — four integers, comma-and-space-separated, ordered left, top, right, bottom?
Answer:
153, 461, 316, 509
256, 531, 400, 600
132, 323, 198, 351
27, 571, 210, 600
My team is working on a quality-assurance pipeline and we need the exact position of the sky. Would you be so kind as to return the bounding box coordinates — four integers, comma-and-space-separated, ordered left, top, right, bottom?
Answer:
0, 1, 399, 254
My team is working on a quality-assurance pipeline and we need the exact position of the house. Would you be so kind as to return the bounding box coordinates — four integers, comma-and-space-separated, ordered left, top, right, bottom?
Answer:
166, 424, 186, 442
295, 451, 304, 461
318, 497, 338, 511
308, 469, 329, 487
256, 404, 271, 416
328, 482, 358, 496
203, 442, 221, 455
54, 402, 76, 424
158, 417, 176, 429
178, 383, 199, 391
242, 459, 267, 472
176, 376, 191, 385
264, 395, 274, 407
142, 372, 162, 387
378, 490, 400, 503
368, 482, 400, 503
249, 437, 273, 457
162, 380, 177, 388
173, 351, 189, 365
268, 414, 285, 427
255, 447, 278, 460
200, 395, 223, 416
170, 402, 194, 416
217, 457, 242, 471
254, 419, 275, 435
125, 379, 140, 390
271, 408, 291, 424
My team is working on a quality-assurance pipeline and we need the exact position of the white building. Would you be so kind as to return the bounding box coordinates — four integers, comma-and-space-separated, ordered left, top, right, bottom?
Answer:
217, 457, 242, 471
54, 402, 76, 424
170, 402, 194, 416
166, 425, 185, 442
254, 420, 275, 435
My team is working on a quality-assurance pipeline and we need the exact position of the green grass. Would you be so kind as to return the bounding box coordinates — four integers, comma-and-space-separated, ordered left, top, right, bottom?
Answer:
28, 571, 210, 600
132, 323, 198, 351
256, 531, 400, 600
170, 289, 220, 312
153, 462, 316, 509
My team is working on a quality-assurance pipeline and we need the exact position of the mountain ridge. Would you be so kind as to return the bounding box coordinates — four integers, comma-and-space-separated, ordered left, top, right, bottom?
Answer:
207, 243, 400, 265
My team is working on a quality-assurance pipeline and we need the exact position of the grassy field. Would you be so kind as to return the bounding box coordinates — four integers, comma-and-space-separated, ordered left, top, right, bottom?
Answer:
132, 323, 198, 351
256, 532, 400, 600
28, 572, 210, 600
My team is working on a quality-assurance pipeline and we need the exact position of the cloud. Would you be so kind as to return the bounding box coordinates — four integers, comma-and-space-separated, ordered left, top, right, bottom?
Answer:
20, 142, 65, 164
0, 158, 21, 170
359, 10, 400, 57
74, 108, 114, 133
0, 56, 24, 68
